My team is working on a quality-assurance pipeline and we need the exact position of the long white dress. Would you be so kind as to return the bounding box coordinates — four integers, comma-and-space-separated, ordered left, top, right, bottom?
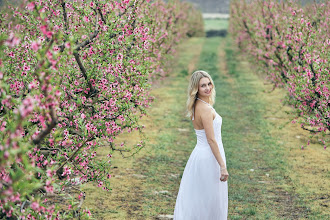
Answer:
173, 105, 228, 220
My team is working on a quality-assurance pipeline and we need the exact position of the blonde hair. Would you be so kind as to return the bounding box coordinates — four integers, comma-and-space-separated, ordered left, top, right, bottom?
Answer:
186, 70, 216, 118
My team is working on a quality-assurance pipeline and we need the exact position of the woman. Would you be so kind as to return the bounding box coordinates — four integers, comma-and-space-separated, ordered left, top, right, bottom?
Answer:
173, 70, 229, 220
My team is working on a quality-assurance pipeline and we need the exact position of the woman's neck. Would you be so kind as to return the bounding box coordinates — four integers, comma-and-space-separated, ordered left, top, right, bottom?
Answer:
197, 96, 210, 104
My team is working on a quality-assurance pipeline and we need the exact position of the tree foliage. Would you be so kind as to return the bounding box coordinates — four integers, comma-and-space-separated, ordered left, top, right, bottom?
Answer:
230, 0, 329, 148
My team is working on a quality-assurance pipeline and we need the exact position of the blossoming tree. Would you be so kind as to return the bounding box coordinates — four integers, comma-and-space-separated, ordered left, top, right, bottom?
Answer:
230, 0, 329, 149
0, 0, 204, 218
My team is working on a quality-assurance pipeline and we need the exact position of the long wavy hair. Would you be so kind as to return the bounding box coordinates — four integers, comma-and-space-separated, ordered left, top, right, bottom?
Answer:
186, 70, 216, 118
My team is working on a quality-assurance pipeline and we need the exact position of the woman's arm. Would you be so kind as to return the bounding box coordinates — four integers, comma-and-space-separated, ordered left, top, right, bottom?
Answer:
200, 106, 229, 181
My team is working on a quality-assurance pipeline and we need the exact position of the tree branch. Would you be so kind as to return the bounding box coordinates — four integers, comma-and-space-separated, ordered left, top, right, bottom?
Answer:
60, 0, 69, 34
56, 137, 95, 176
32, 107, 58, 145
73, 51, 94, 93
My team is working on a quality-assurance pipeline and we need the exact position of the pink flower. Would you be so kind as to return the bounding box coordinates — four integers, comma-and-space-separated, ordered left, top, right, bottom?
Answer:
0, 121, 6, 131
31, 202, 40, 211
83, 209, 91, 216
19, 97, 34, 118
117, 53, 123, 61
46, 169, 53, 177
27, 2, 35, 11
40, 25, 53, 38
65, 42, 71, 48
31, 41, 40, 52
4, 151, 9, 159
84, 16, 89, 22
61, 166, 71, 176
8, 51, 15, 58
45, 180, 53, 193
55, 90, 61, 96
81, 113, 86, 119
46, 31, 53, 38
23, 63, 30, 71
40, 25, 48, 35
5, 33, 20, 47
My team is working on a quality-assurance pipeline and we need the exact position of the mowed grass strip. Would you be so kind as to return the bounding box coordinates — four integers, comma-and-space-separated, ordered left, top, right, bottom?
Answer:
81, 37, 205, 219
226, 41, 330, 219
220, 37, 309, 220
193, 35, 279, 219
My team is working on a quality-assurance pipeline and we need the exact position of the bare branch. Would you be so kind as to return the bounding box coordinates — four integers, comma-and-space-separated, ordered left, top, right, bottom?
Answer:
301, 125, 321, 133
73, 51, 94, 93
60, 0, 69, 34
96, 4, 106, 25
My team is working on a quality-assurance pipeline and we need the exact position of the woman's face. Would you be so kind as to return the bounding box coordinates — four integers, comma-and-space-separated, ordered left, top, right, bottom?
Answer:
198, 77, 213, 97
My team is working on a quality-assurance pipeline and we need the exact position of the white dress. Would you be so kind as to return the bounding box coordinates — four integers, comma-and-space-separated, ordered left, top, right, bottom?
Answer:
173, 104, 228, 220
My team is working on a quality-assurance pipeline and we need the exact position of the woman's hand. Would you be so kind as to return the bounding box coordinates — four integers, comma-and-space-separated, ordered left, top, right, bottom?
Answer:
220, 168, 229, 182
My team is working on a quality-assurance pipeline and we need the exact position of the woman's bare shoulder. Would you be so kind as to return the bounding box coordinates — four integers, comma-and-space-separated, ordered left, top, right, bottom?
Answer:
195, 102, 213, 115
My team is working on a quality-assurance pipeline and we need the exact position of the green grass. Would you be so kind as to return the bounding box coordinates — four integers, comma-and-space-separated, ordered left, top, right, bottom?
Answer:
204, 18, 229, 31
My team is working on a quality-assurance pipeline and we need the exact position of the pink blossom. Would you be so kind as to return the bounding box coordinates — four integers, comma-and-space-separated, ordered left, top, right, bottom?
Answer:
19, 97, 34, 118
84, 16, 89, 22
46, 169, 53, 177
40, 25, 48, 35
5, 33, 20, 47
61, 166, 71, 176
45, 180, 53, 193
117, 53, 123, 61
8, 51, 15, 58
4, 151, 9, 159
27, 2, 35, 11
40, 25, 53, 38
65, 42, 71, 48
0, 121, 6, 131
31, 202, 40, 211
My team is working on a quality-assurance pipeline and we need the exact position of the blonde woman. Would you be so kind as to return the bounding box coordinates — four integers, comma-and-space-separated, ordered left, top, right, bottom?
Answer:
174, 70, 229, 219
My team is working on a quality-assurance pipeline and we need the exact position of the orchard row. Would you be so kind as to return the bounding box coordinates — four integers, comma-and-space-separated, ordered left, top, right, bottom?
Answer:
230, 0, 329, 148
0, 0, 204, 219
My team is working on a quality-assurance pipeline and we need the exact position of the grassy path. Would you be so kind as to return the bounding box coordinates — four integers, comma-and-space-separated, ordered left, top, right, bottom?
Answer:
82, 21, 329, 219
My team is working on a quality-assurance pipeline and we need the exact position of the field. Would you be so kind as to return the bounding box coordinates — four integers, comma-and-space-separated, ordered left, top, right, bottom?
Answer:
81, 19, 330, 219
